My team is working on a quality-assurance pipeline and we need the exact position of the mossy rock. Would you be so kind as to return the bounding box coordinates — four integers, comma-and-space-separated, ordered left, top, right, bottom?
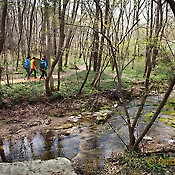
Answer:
50, 123, 74, 130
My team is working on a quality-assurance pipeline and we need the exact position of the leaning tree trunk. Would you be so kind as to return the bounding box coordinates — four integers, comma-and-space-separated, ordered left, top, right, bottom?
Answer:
133, 74, 175, 150
45, 0, 69, 96
166, 0, 175, 16
131, 0, 175, 151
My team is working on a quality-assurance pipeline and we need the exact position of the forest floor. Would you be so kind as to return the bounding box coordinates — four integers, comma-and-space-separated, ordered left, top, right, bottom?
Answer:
0, 64, 88, 139
0, 65, 174, 174
0, 64, 174, 144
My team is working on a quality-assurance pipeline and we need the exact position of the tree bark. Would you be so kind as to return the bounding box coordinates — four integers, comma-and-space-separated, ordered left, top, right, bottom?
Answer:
92, 0, 99, 72
45, 0, 69, 96
0, 0, 7, 54
0, 0, 7, 101
133, 74, 175, 150
132, 0, 175, 151
27, 0, 36, 56
64, 0, 79, 67
92, 0, 109, 88
166, 0, 175, 16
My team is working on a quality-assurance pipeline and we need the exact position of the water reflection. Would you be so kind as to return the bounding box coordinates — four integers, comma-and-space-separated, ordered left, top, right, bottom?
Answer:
32, 132, 45, 158
3, 140, 11, 162
23, 137, 33, 160
0, 123, 125, 173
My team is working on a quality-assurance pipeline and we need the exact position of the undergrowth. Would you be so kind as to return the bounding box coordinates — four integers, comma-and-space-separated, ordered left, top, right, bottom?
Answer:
102, 151, 175, 175
0, 60, 173, 108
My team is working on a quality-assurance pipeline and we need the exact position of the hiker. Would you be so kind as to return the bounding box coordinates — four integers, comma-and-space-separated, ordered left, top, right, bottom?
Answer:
39, 56, 48, 79
24, 56, 31, 80
30, 57, 37, 78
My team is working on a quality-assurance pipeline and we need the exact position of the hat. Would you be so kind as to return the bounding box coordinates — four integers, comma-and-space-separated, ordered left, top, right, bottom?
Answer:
42, 56, 46, 60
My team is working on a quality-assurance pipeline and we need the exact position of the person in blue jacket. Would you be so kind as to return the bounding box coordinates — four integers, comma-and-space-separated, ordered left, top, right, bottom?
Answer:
24, 56, 31, 80
39, 56, 48, 79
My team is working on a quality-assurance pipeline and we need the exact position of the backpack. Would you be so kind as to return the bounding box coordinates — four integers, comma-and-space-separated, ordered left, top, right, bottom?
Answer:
40, 60, 46, 70
25, 59, 30, 68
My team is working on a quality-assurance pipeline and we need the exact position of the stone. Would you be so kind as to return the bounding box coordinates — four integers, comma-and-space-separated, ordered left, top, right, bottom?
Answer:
0, 157, 77, 175
143, 136, 153, 141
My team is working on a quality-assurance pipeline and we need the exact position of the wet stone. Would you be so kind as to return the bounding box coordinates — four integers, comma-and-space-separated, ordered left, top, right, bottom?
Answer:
0, 158, 77, 175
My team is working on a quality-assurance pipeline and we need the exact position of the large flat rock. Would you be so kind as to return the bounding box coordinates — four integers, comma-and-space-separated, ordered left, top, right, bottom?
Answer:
0, 157, 77, 175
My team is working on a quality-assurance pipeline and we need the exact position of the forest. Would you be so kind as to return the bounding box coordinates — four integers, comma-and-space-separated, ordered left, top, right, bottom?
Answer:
0, 0, 175, 174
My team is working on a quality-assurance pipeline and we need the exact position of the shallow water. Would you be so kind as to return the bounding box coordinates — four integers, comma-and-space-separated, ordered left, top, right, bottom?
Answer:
0, 95, 174, 174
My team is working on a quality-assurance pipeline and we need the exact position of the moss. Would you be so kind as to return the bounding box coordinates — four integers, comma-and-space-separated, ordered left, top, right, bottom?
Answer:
50, 123, 74, 130
162, 110, 175, 116
159, 117, 175, 128
164, 98, 175, 109
102, 152, 167, 175
100, 105, 111, 110
118, 110, 125, 116
162, 98, 175, 117
143, 112, 154, 122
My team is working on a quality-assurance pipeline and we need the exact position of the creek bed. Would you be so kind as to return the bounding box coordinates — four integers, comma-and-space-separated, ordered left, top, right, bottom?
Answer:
0, 95, 175, 174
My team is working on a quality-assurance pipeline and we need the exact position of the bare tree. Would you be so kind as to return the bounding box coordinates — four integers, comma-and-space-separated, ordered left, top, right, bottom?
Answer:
45, 0, 69, 96
64, 0, 80, 67
0, 0, 7, 85
16, 0, 26, 70
27, 0, 36, 56
166, 0, 175, 16
0, 0, 8, 54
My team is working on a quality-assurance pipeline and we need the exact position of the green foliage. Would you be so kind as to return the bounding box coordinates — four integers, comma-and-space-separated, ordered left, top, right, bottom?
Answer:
60, 70, 116, 96
143, 112, 154, 122
0, 70, 115, 105
164, 98, 175, 108
107, 152, 167, 175
151, 64, 173, 83
0, 56, 173, 107
0, 81, 45, 104
123, 62, 145, 80
159, 117, 175, 128
160, 97, 175, 127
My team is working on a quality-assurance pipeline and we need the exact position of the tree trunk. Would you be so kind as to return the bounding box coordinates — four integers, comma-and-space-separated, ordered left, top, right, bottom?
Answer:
27, 0, 36, 56
0, 0, 7, 54
92, 0, 109, 88
166, 0, 175, 16
132, 0, 175, 151
143, 0, 153, 77
45, 0, 69, 96
133, 74, 175, 150
0, 0, 7, 102
92, 0, 99, 72
64, 0, 79, 67
152, 0, 162, 67
77, 51, 92, 95
53, 0, 57, 57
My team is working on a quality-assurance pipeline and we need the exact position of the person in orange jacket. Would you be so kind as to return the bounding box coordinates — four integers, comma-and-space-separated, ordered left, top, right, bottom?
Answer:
30, 57, 37, 78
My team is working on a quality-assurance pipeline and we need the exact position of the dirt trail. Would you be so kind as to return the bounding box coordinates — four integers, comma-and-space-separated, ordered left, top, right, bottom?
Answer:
1, 65, 86, 85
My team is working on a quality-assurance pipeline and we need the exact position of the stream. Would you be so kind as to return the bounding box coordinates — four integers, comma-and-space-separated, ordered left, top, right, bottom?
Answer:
0, 94, 175, 174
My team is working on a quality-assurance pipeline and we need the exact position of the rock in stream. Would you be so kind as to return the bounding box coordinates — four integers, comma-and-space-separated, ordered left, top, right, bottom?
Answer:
0, 157, 77, 175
